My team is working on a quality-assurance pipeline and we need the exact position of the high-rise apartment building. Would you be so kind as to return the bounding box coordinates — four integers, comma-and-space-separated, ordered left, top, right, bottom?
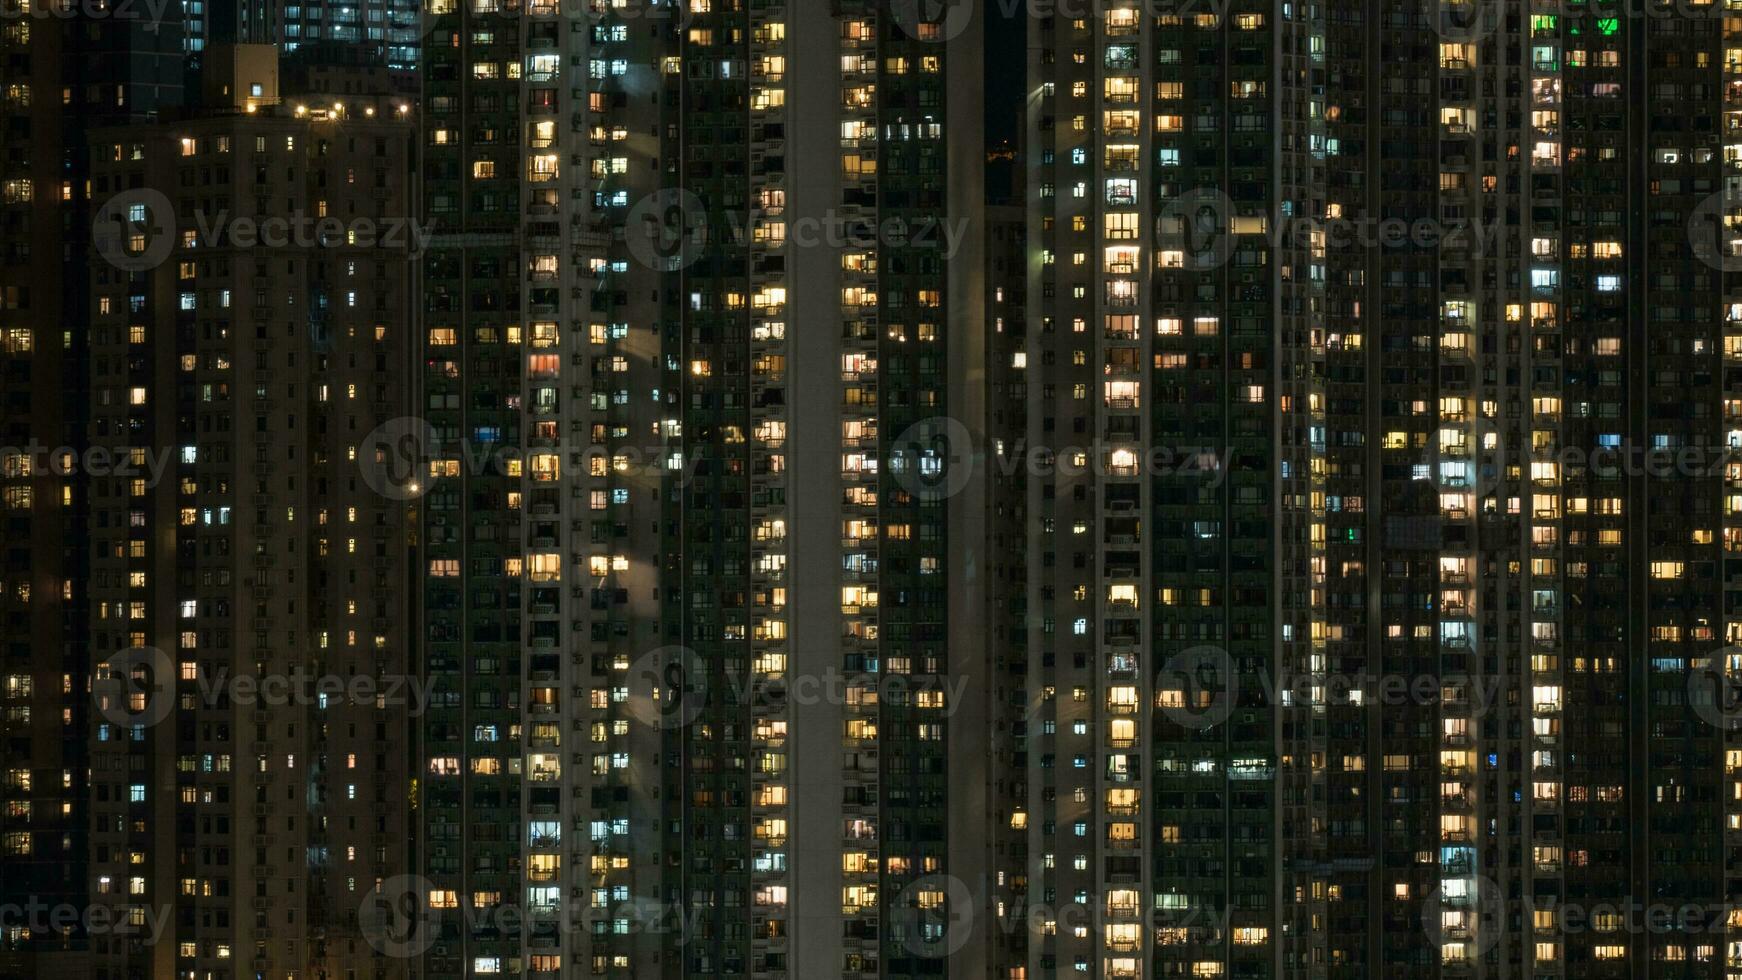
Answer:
983, 197, 1034, 977
1017, 6, 1274, 975
415, 0, 986, 976
1013, 3, 1742, 979
183, 0, 419, 73
81, 71, 420, 979
16, 4, 1742, 980
0, 4, 184, 973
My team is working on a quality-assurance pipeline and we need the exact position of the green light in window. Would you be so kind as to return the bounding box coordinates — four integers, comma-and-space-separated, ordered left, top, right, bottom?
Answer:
1598, 17, 1618, 34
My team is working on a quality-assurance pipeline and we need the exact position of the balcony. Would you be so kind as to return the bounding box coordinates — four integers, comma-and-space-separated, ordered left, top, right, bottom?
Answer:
1104, 934, 1141, 954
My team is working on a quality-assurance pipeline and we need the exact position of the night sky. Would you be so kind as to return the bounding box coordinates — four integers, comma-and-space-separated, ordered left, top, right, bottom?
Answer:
984, 4, 1024, 203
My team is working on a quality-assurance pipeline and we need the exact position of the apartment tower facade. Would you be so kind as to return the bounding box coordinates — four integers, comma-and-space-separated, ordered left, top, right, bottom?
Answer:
1017, 2, 1742, 979
0, 3, 184, 973
83, 80, 420, 980
416, 0, 986, 976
